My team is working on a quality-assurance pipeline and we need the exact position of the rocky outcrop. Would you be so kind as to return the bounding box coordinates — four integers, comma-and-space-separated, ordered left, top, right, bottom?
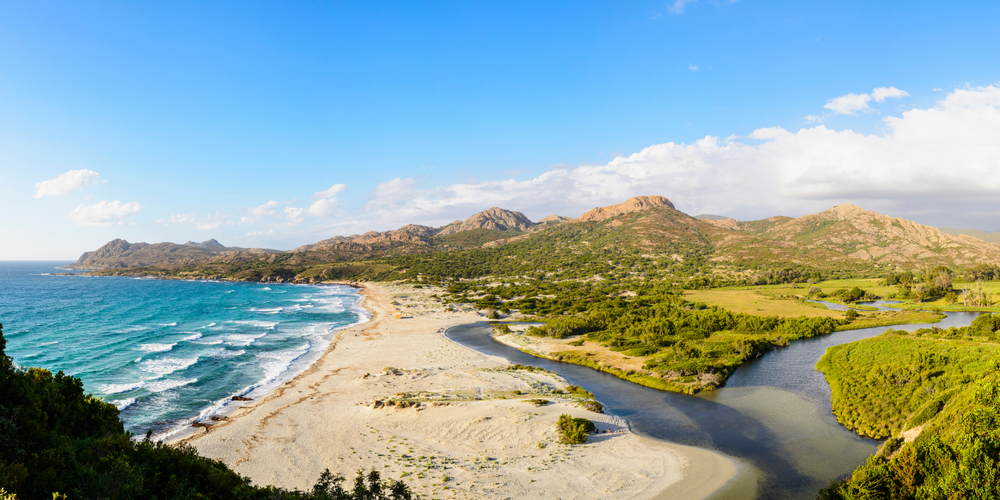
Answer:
294, 225, 437, 252
435, 207, 537, 236
572, 196, 675, 223
67, 239, 282, 270
702, 218, 741, 231
184, 239, 227, 250
730, 203, 1000, 266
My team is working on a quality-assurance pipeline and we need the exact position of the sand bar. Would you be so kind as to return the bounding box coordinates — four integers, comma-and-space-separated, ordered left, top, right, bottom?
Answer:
178, 283, 736, 499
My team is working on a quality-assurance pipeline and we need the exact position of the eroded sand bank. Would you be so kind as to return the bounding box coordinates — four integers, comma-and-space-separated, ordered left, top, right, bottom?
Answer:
178, 283, 735, 499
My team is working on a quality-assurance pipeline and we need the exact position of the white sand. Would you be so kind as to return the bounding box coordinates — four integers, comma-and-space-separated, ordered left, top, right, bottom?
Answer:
178, 283, 736, 499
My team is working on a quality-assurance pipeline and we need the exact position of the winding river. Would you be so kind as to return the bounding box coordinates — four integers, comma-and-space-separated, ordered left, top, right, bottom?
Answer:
446, 310, 982, 500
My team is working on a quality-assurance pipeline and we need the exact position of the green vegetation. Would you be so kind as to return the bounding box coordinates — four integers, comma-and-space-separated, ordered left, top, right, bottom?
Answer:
556, 414, 595, 445
819, 373, 1000, 500
817, 333, 1000, 438
510, 283, 843, 393
0, 323, 412, 500
817, 314, 1000, 499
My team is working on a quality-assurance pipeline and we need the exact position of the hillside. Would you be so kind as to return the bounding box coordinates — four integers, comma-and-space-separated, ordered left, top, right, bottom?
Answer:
75, 196, 1000, 281
700, 205, 1000, 269
65, 239, 282, 270
940, 227, 1000, 245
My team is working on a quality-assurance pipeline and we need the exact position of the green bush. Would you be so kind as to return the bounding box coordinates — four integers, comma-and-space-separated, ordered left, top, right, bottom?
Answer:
557, 414, 595, 444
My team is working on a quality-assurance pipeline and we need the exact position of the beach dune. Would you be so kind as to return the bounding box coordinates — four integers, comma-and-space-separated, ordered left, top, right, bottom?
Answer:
179, 283, 736, 499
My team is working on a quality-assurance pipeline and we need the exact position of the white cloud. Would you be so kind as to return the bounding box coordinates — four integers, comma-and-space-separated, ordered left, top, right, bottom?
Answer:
66, 200, 142, 226
871, 86, 910, 102
669, 0, 695, 13
365, 178, 421, 209
241, 200, 284, 223
688, 64, 699, 71
156, 212, 225, 231
823, 92, 872, 115
33, 169, 104, 198
284, 207, 305, 224
352, 84, 1000, 231
823, 86, 910, 116
311, 183, 347, 200
306, 197, 342, 217
804, 114, 822, 123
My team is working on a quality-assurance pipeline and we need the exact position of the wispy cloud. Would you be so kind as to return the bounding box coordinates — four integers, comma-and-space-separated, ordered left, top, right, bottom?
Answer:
871, 86, 909, 102
156, 212, 229, 231
688, 64, 699, 71
311, 183, 347, 200
33, 169, 105, 198
66, 200, 142, 226
669, 0, 695, 14
823, 86, 910, 116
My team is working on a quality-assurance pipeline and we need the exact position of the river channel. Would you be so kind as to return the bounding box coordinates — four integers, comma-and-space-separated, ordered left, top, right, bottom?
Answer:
445, 310, 982, 500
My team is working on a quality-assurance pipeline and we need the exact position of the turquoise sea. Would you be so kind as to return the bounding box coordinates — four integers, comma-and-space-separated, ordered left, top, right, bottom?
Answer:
0, 261, 366, 439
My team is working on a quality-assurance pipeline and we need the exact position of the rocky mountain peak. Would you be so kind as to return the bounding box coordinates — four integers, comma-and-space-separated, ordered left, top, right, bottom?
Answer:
573, 195, 675, 223
436, 207, 536, 236
824, 203, 869, 221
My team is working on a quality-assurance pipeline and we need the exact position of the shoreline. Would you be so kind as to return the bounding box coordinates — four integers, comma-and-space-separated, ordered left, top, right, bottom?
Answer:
162, 282, 371, 443
176, 282, 738, 499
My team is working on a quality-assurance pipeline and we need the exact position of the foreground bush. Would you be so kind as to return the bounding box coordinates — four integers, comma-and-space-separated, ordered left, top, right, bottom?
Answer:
0, 323, 411, 500
557, 414, 595, 444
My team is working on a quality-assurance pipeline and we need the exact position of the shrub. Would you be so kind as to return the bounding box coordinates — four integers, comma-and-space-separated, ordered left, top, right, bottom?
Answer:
557, 414, 595, 444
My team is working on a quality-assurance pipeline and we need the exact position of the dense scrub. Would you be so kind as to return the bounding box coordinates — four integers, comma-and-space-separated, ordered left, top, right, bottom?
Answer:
500, 282, 842, 392
0, 323, 411, 500
817, 335, 999, 439
817, 314, 1000, 499
819, 372, 1000, 500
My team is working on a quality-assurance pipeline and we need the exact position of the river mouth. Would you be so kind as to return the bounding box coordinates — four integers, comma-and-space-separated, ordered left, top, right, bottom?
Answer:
446, 311, 982, 499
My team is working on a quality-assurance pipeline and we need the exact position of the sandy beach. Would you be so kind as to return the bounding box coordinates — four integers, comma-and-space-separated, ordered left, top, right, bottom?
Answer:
178, 283, 736, 499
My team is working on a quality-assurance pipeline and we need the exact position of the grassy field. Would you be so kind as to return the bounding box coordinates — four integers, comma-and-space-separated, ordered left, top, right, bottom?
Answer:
683, 288, 942, 328
683, 289, 840, 318
701, 278, 1000, 313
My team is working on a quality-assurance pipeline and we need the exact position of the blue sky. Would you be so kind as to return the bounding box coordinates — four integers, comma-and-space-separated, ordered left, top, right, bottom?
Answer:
3, 1, 1000, 259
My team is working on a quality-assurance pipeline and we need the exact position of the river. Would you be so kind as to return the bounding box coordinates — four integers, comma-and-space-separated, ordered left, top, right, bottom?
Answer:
445, 310, 982, 500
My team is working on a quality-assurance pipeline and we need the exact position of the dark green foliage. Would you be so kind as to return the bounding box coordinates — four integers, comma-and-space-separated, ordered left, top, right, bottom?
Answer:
491, 324, 512, 335
0, 323, 412, 500
818, 374, 1000, 500
556, 414, 595, 444
883, 272, 914, 286
964, 263, 1000, 282
835, 287, 869, 303
817, 331, 999, 439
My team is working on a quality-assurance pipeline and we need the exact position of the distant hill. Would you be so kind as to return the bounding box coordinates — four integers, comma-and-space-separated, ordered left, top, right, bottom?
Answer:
719, 204, 1000, 267
74, 196, 1000, 280
693, 214, 730, 220
939, 227, 1000, 245
66, 239, 282, 270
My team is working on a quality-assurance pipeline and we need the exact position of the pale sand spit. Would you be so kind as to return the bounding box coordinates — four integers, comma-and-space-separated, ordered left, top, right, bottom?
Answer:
177, 283, 736, 499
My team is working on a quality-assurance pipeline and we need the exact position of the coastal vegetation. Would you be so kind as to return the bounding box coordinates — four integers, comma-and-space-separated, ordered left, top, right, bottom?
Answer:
0, 323, 413, 500
556, 414, 595, 445
817, 314, 1000, 498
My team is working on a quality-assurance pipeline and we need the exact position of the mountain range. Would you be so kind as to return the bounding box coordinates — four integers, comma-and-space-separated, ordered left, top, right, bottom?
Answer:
70, 196, 1000, 280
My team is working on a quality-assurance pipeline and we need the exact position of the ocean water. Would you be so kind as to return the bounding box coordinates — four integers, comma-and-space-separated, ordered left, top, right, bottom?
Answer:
0, 261, 367, 439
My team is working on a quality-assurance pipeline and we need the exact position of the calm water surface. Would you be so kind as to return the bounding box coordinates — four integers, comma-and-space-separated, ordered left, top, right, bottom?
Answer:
447, 310, 982, 500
